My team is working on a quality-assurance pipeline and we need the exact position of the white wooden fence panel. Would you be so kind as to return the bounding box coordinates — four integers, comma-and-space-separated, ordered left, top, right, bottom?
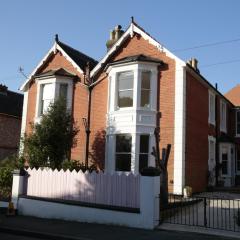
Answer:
25, 168, 140, 208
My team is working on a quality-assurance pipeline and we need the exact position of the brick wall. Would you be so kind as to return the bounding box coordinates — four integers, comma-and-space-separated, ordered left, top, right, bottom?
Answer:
93, 34, 176, 191
25, 51, 88, 163
0, 114, 21, 160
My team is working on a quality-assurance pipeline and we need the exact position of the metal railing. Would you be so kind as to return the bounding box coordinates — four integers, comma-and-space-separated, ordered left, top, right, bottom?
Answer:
160, 194, 240, 232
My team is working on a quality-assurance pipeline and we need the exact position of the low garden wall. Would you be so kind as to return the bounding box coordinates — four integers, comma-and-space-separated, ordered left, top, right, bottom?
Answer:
12, 168, 160, 229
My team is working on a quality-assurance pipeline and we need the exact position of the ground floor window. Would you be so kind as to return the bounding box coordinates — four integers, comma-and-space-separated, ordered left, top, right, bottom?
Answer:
139, 135, 149, 171
115, 134, 132, 171
236, 149, 240, 173
221, 146, 228, 175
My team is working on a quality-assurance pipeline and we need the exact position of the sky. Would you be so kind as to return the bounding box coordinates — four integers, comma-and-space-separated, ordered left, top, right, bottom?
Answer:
0, 0, 240, 94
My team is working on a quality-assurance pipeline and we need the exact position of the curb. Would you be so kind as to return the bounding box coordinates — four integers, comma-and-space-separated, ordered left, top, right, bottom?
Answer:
0, 226, 91, 240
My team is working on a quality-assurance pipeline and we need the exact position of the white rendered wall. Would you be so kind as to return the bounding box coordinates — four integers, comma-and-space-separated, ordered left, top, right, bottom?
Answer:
18, 175, 160, 230
173, 63, 186, 194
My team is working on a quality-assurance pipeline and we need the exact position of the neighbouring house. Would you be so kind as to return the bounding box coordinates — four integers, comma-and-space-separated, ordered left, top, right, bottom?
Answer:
0, 84, 23, 161
19, 20, 240, 194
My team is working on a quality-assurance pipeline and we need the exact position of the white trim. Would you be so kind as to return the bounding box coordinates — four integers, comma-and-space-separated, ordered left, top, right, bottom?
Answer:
220, 99, 227, 133
208, 90, 216, 126
19, 91, 29, 155
90, 22, 185, 79
20, 42, 83, 92
34, 76, 74, 123
208, 135, 216, 186
173, 64, 186, 195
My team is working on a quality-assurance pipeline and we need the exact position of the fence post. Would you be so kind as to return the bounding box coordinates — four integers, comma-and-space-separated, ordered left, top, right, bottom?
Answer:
140, 167, 160, 229
204, 197, 207, 227
11, 169, 26, 210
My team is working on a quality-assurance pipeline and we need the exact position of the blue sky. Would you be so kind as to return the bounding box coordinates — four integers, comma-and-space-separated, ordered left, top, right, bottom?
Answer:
0, 0, 240, 94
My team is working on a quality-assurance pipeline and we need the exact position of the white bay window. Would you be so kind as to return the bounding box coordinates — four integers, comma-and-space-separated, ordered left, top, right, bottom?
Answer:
35, 75, 73, 121
106, 60, 160, 174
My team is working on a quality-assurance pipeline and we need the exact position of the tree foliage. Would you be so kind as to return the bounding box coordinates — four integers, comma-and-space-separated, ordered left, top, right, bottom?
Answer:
24, 98, 79, 169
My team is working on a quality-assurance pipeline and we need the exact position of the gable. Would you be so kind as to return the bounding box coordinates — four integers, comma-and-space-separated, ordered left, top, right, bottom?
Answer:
37, 51, 82, 78
20, 41, 97, 91
90, 22, 185, 80
225, 84, 240, 106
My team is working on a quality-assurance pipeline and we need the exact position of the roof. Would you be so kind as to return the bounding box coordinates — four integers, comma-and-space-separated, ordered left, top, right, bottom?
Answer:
224, 84, 240, 106
186, 63, 235, 107
57, 41, 98, 71
20, 40, 98, 91
0, 89, 23, 117
90, 21, 185, 79
106, 54, 164, 68
35, 68, 76, 78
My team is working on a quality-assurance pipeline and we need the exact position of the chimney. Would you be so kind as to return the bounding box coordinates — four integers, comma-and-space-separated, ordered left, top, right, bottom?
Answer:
187, 58, 200, 73
0, 84, 8, 95
106, 25, 124, 51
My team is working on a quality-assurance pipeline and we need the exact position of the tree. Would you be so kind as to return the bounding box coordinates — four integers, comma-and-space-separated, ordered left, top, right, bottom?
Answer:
151, 128, 171, 208
24, 98, 79, 169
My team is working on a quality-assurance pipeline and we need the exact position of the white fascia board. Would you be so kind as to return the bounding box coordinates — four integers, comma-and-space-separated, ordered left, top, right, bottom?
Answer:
90, 23, 186, 80
20, 43, 56, 92
90, 25, 132, 78
20, 42, 84, 92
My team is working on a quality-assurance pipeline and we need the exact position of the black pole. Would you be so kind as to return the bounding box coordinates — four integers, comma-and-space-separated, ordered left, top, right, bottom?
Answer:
85, 86, 92, 168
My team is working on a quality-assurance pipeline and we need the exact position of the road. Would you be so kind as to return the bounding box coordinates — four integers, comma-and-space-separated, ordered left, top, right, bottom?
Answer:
0, 229, 238, 240
0, 232, 41, 240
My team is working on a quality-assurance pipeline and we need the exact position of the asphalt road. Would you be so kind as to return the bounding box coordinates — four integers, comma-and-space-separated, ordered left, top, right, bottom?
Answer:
0, 229, 238, 240
0, 232, 42, 240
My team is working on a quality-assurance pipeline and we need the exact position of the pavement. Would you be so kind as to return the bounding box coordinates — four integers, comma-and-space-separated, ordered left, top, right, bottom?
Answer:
0, 208, 239, 240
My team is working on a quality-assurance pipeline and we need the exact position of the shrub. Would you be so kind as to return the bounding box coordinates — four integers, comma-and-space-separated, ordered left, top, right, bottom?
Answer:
24, 98, 79, 169
0, 154, 24, 200
61, 160, 97, 172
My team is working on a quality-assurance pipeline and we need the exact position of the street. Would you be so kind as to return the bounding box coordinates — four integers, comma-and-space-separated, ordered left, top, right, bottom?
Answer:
0, 227, 238, 240
0, 232, 41, 240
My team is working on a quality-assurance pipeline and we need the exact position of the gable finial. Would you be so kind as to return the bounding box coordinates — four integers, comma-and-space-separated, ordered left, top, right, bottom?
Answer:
55, 34, 59, 43
131, 16, 134, 23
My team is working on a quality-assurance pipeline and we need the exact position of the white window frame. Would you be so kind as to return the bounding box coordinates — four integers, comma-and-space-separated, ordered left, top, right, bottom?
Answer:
220, 100, 227, 133
208, 136, 216, 165
219, 143, 231, 177
115, 133, 132, 172
236, 148, 240, 175
236, 110, 240, 137
140, 71, 151, 109
35, 76, 73, 122
116, 71, 134, 109
208, 91, 215, 125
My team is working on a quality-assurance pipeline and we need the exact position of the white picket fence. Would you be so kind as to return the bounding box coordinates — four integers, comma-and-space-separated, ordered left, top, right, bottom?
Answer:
25, 168, 140, 208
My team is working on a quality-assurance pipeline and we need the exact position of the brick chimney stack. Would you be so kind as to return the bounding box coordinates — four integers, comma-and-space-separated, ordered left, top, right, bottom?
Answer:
106, 25, 124, 51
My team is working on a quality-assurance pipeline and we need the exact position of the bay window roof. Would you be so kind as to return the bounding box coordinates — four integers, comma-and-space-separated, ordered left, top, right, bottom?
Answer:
106, 54, 164, 68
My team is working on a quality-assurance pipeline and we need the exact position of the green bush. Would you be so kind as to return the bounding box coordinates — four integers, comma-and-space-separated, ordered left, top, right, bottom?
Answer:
0, 154, 24, 200
61, 160, 97, 172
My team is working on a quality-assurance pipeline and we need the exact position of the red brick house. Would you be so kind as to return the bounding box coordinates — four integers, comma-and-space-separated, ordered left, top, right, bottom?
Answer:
20, 20, 240, 194
0, 84, 23, 161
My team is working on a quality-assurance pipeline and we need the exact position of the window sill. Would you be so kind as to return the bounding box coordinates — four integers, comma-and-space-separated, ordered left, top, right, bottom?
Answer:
208, 121, 216, 126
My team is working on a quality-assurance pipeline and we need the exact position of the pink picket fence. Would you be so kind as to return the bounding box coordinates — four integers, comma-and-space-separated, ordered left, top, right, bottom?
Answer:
24, 168, 140, 208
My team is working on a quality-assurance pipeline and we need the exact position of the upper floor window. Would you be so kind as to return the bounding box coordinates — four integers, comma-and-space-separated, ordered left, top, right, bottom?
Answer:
236, 111, 240, 136
115, 134, 132, 171
209, 91, 215, 125
140, 71, 151, 108
117, 71, 134, 108
40, 83, 54, 115
220, 100, 227, 132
